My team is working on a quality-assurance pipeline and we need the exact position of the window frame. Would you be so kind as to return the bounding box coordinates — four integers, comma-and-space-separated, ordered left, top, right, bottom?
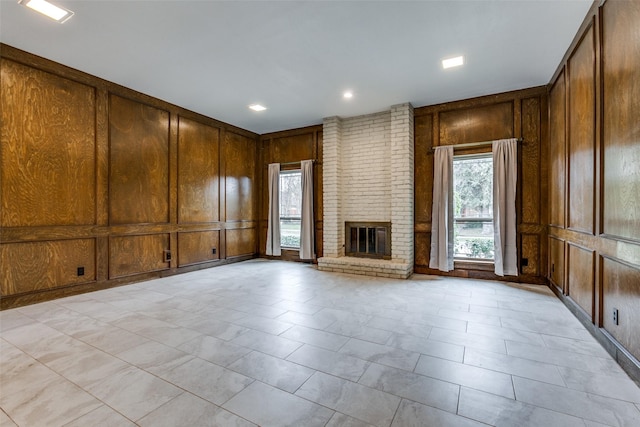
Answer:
452, 152, 495, 262
278, 169, 302, 250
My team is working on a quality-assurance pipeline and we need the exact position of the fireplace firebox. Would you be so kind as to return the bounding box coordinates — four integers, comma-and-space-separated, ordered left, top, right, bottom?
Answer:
345, 222, 391, 259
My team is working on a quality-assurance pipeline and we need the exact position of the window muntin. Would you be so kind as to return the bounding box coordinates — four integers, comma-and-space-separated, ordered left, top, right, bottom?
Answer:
279, 170, 302, 248
453, 154, 494, 260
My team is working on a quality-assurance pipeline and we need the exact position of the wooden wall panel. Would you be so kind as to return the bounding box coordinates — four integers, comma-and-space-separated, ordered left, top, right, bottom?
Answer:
520, 234, 539, 276
0, 59, 96, 227
178, 117, 220, 223
567, 24, 596, 235
178, 231, 220, 266
602, 257, 640, 362
602, 0, 640, 242
272, 134, 314, 164
225, 131, 256, 222
109, 234, 170, 278
520, 97, 541, 225
414, 87, 547, 283
549, 72, 566, 228
438, 102, 513, 146
109, 95, 170, 225
415, 233, 431, 268
226, 228, 256, 258
1, 239, 96, 295
414, 114, 433, 224
546, 1, 640, 381
548, 236, 565, 292
567, 243, 595, 317
258, 127, 323, 259
0, 45, 259, 309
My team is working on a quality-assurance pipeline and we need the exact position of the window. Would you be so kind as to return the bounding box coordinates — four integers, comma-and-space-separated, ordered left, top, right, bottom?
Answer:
279, 170, 302, 248
453, 154, 494, 260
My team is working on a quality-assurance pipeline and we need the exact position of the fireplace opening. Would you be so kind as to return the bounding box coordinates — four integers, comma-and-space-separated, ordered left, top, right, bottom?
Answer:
345, 222, 391, 259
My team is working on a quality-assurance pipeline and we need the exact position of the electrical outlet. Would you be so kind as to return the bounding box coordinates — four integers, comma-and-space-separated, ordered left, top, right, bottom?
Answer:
212, 248, 217, 255
77, 266, 84, 276
613, 308, 619, 325
163, 250, 172, 262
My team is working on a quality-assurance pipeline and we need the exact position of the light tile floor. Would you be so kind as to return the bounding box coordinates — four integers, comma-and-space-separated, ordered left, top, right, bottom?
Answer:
1, 259, 640, 426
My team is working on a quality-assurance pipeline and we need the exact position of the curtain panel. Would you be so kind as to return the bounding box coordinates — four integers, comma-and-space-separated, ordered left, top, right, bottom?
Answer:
429, 146, 454, 272
299, 160, 315, 260
493, 138, 518, 276
266, 163, 281, 256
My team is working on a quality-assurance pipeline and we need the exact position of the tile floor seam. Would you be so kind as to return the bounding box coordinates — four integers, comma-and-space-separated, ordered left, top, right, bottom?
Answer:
3, 260, 639, 427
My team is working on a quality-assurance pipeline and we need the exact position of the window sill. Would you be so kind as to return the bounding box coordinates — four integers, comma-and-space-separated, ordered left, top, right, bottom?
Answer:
453, 259, 494, 272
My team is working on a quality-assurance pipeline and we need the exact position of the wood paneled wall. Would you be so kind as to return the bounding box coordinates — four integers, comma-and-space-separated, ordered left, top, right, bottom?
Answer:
414, 87, 548, 283
0, 44, 259, 309
258, 126, 323, 261
547, 0, 640, 371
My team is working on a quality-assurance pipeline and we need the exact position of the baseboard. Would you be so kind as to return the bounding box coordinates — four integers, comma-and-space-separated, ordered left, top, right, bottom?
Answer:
0, 254, 257, 310
548, 283, 640, 386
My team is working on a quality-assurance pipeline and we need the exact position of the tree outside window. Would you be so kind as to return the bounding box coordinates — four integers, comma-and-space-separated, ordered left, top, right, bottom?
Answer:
279, 170, 301, 248
453, 155, 494, 259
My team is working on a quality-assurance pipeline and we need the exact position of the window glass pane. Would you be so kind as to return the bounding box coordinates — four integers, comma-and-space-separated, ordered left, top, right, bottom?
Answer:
279, 171, 301, 248
453, 155, 494, 260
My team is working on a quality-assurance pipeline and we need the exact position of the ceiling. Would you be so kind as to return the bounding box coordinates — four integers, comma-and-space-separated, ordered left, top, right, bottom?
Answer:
0, 0, 592, 134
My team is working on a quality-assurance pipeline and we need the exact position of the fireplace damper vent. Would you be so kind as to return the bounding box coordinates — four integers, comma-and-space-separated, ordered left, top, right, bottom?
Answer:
345, 222, 391, 259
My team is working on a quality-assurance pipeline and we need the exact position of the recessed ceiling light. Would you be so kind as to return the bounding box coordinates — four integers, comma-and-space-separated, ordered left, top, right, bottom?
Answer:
18, 0, 74, 23
249, 104, 266, 112
343, 91, 353, 99
442, 56, 464, 69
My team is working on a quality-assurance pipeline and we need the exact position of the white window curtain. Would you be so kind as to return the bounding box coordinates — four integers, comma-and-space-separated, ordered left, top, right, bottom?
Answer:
266, 163, 281, 256
430, 146, 454, 272
299, 160, 315, 260
493, 138, 518, 276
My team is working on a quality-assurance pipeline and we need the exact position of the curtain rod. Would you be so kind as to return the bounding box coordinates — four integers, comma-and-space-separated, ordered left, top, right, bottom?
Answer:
263, 160, 320, 169
274, 160, 317, 167
431, 138, 523, 151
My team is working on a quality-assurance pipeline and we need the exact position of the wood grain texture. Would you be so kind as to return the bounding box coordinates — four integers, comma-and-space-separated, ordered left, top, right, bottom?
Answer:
0, 45, 261, 309
548, 236, 565, 292
224, 131, 256, 222
258, 127, 323, 258
178, 116, 220, 223
520, 97, 541, 225
109, 234, 170, 278
226, 228, 256, 258
272, 134, 314, 164
414, 232, 430, 267
549, 72, 567, 228
438, 102, 513, 146
178, 231, 220, 266
1, 59, 96, 227
602, 0, 640, 241
414, 114, 433, 224
1, 239, 95, 295
567, 243, 595, 317
602, 256, 640, 361
567, 24, 596, 235
109, 95, 170, 225
520, 234, 539, 276
414, 88, 546, 281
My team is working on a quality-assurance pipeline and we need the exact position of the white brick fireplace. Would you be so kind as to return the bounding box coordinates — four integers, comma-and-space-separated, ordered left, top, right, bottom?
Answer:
318, 103, 414, 279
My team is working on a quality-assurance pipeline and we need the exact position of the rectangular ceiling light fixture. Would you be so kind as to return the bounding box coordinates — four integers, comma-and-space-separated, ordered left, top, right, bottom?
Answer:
249, 104, 267, 112
442, 56, 464, 69
19, 0, 74, 23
